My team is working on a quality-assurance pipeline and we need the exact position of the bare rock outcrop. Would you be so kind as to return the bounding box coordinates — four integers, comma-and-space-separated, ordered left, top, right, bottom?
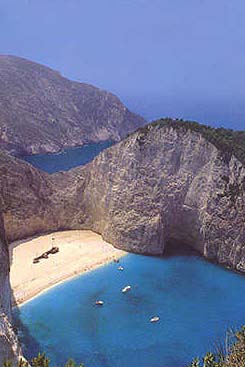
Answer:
75, 122, 245, 271
0, 213, 20, 365
0, 120, 244, 272
0, 55, 145, 155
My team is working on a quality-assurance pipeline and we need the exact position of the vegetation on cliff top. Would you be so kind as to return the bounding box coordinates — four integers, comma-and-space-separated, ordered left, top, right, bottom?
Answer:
137, 118, 245, 165
3, 354, 84, 367
3, 326, 245, 367
189, 326, 245, 367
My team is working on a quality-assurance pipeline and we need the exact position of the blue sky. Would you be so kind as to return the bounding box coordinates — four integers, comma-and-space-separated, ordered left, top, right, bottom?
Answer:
0, 0, 245, 130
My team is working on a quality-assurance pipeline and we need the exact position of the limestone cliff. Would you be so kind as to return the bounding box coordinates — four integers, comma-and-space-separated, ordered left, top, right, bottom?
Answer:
0, 119, 244, 272
0, 55, 145, 154
72, 120, 245, 270
0, 213, 20, 365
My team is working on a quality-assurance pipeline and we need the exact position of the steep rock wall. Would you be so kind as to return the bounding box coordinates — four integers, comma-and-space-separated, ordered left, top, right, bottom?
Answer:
0, 55, 145, 155
0, 212, 20, 365
0, 123, 244, 272
76, 125, 245, 271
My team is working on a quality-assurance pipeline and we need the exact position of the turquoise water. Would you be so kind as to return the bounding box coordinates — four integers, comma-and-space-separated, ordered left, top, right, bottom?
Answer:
14, 253, 245, 367
15, 143, 245, 366
21, 141, 113, 173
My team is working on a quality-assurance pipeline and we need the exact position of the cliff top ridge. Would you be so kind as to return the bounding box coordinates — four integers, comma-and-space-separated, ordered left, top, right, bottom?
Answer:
136, 118, 245, 165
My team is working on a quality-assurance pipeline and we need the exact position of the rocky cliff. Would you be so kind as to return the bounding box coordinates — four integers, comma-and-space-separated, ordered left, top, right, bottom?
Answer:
0, 119, 244, 272
0, 213, 20, 365
73, 120, 245, 271
0, 55, 145, 155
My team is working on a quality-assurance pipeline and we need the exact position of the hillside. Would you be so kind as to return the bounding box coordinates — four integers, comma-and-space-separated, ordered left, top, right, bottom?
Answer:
0, 55, 145, 154
0, 213, 20, 365
0, 119, 244, 363
0, 119, 244, 272
139, 118, 245, 165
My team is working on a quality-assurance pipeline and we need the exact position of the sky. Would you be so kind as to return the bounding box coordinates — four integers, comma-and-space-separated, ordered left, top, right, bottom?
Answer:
0, 0, 245, 130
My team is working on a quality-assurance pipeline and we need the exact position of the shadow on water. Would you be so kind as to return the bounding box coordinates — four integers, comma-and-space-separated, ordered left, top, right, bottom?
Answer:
162, 240, 200, 258
8, 243, 42, 360
11, 289, 42, 360
6, 140, 117, 363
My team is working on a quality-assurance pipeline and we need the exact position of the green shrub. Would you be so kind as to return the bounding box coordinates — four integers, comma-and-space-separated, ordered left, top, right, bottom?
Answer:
136, 118, 245, 165
3, 326, 245, 367
3, 354, 84, 367
189, 326, 245, 367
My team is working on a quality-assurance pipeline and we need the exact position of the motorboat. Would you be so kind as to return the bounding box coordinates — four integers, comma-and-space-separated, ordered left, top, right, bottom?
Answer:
122, 285, 131, 293
118, 266, 124, 271
150, 316, 160, 323
95, 300, 104, 306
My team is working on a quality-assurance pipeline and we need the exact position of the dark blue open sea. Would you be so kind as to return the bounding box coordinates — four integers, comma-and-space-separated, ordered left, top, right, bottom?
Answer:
15, 142, 245, 367
21, 141, 113, 173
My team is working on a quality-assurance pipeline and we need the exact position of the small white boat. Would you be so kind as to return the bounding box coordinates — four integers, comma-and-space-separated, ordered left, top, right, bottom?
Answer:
118, 266, 124, 271
122, 285, 131, 293
95, 300, 104, 306
150, 316, 160, 323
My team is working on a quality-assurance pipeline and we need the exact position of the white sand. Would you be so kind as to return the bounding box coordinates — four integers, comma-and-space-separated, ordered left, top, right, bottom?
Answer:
9, 230, 126, 306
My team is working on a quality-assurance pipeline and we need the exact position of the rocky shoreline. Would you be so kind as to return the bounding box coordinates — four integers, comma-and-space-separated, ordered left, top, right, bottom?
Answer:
1, 120, 244, 272
0, 55, 145, 156
0, 215, 21, 365
0, 119, 244, 363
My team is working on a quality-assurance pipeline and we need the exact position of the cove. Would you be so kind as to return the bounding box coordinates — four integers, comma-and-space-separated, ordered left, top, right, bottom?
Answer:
14, 252, 245, 367
14, 142, 245, 367
20, 141, 113, 173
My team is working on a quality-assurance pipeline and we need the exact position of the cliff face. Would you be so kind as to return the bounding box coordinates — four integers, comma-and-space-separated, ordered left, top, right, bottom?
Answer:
1, 121, 245, 272
0, 55, 145, 154
0, 213, 20, 365
76, 123, 245, 271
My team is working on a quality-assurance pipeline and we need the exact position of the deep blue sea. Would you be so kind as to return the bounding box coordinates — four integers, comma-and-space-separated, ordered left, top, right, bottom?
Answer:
15, 142, 245, 367
21, 141, 113, 173
15, 254, 245, 367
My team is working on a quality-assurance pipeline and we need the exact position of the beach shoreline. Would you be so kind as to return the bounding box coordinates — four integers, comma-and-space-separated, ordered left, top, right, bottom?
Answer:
9, 230, 126, 307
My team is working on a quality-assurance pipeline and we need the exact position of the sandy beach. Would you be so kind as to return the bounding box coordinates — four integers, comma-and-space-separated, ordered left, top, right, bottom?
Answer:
9, 230, 126, 306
